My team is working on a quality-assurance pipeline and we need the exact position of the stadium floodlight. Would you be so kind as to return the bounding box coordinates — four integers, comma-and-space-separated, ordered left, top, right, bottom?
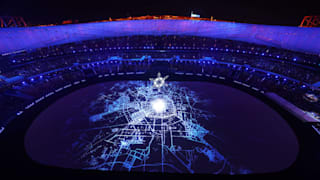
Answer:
191, 11, 200, 18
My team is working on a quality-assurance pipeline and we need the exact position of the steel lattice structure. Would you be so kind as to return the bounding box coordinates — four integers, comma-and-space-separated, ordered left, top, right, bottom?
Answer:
0, 16, 27, 28
299, 16, 320, 27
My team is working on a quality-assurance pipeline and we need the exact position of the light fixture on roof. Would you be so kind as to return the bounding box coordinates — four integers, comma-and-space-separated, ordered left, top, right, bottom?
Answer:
191, 11, 200, 18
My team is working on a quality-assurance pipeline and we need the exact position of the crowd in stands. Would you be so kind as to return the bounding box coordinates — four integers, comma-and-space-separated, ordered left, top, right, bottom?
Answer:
0, 35, 319, 127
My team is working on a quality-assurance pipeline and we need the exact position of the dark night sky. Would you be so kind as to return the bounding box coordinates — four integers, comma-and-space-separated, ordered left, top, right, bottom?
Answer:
0, 0, 320, 26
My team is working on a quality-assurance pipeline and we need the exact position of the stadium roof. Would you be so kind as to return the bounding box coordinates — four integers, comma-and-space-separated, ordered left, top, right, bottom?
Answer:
1, 17, 320, 55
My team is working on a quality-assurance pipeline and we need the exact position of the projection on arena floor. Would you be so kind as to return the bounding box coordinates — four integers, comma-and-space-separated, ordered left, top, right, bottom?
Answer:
71, 75, 249, 174
25, 76, 299, 174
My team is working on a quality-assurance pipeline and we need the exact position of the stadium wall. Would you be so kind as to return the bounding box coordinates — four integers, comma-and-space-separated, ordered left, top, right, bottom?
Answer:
0, 20, 320, 55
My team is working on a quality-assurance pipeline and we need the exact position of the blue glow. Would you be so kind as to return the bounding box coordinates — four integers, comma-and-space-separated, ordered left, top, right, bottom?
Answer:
71, 80, 250, 174
0, 19, 320, 55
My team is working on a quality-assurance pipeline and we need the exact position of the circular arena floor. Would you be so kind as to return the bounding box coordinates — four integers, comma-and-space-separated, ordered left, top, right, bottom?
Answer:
25, 81, 299, 174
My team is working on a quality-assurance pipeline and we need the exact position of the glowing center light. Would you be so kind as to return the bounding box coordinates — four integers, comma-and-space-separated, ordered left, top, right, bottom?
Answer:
151, 98, 166, 113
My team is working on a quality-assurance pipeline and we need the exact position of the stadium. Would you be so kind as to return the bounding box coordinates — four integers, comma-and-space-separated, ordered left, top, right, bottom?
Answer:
0, 11, 320, 177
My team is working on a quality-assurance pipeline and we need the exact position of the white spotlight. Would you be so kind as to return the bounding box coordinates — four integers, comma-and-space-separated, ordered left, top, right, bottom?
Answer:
151, 98, 166, 113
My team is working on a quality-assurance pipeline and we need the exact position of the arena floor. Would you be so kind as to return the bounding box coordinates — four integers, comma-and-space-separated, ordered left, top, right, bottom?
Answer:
24, 81, 299, 174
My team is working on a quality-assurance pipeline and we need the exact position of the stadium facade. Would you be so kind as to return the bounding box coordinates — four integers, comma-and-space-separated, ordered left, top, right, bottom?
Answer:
1, 17, 320, 55
0, 16, 320, 177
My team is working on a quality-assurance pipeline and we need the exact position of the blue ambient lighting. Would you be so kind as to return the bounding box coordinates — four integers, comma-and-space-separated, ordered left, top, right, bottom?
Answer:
71, 79, 251, 174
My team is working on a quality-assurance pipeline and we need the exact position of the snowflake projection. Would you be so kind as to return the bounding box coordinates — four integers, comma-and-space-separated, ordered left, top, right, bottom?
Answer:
149, 72, 169, 91
70, 80, 251, 174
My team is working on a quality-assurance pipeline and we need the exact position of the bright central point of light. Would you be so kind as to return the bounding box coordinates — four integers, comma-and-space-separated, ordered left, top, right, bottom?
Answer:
151, 98, 166, 113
